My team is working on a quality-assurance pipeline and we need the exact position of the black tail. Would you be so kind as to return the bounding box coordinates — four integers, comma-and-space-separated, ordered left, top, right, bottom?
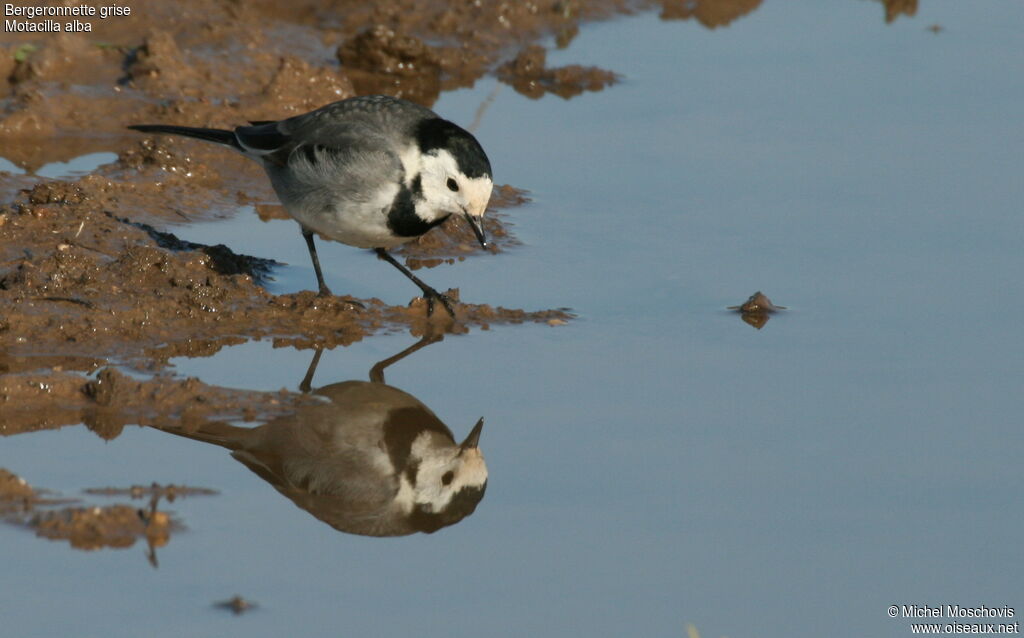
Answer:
127, 124, 241, 150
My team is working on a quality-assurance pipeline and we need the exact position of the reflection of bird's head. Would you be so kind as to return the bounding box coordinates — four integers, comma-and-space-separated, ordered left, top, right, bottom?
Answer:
394, 416, 487, 533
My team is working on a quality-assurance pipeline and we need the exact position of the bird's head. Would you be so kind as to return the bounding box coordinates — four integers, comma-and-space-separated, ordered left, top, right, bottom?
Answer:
414, 118, 493, 248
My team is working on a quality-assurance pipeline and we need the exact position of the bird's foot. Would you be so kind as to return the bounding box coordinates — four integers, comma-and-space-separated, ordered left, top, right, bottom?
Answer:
421, 287, 456, 318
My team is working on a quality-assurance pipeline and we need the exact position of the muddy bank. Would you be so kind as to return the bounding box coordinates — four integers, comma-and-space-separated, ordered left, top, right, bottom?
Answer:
1, 0, 636, 145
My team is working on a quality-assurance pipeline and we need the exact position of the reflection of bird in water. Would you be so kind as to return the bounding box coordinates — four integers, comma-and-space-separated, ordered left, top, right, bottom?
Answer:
154, 336, 487, 537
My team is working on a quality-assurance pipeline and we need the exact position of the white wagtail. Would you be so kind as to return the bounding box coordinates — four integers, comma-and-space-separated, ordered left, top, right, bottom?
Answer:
129, 95, 493, 316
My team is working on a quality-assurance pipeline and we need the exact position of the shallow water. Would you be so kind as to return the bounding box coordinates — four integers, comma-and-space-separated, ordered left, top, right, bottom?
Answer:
4, 3, 1024, 637
0, 151, 117, 178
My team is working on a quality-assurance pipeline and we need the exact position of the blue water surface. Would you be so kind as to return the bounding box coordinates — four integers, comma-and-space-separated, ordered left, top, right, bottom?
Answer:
2, 2, 1022, 637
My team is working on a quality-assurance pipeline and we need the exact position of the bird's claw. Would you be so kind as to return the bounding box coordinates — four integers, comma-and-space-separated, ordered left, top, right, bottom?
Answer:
423, 288, 456, 318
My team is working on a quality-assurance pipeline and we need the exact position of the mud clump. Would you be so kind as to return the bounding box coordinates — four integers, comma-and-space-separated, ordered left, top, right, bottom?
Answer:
879, 0, 918, 23
8, 34, 112, 85
215, 595, 258, 615
728, 291, 786, 330
658, 0, 763, 28
0, 469, 38, 515
728, 291, 786, 314
498, 45, 618, 99
338, 26, 444, 105
126, 31, 201, 95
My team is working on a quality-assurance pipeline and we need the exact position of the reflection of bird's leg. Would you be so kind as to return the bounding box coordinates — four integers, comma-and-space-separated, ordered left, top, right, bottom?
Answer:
375, 248, 455, 318
369, 333, 443, 384
299, 333, 441, 392
299, 346, 325, 393
142, 492, 162, 569
468, 82, 502, 133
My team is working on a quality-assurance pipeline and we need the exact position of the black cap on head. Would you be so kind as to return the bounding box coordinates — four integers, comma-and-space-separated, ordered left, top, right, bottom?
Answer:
415, 118, 492, 179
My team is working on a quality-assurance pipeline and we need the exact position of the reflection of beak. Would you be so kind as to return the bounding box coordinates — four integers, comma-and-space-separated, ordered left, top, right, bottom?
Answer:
460, 417, 484, 450
463, 211, 488, 249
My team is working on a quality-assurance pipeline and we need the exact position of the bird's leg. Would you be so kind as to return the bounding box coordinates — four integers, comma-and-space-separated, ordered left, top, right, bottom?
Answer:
375, 248, 456, 318
302, 228, 332, 297
301, 229, 364, 309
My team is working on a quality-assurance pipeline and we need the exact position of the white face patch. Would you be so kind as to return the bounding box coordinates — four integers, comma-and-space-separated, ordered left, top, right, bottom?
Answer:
418, 149, 494, 222
407, 433, 488, 512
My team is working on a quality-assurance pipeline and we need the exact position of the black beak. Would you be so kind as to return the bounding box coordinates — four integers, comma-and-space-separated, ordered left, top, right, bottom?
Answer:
460, 417, 484, 450
463, 211, 488, 249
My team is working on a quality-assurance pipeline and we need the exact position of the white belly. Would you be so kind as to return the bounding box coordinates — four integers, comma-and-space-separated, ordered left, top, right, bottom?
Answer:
280, 182, 412, 249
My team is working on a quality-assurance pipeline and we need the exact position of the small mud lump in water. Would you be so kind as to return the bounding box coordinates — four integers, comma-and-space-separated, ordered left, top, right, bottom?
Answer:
728, 291, 786, 330
728, 291, 786, 314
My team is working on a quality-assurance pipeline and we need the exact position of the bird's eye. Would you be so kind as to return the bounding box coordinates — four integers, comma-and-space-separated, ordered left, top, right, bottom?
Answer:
446, 178, 459, 192
441, 471, 455, 486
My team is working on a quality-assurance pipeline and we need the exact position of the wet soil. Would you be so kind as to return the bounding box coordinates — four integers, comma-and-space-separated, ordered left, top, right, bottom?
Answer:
1, 0, 641, 142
